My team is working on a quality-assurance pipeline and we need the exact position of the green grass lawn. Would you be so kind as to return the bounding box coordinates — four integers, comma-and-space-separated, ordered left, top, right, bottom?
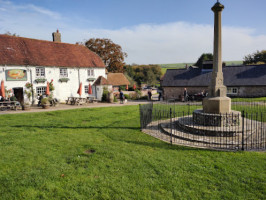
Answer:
160, 61, 243, 74
159, 63, 193, 68
0, 106, 265, 199
232, 97, 266, 102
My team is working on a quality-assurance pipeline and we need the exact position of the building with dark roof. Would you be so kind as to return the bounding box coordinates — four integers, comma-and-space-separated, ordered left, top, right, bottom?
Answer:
0, 31, 107, 102
161, 65, 266, 100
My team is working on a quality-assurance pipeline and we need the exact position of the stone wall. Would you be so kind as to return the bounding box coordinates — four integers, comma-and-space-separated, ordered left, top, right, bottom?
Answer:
163, 86, 208, 100
163, 86, 266, 100
238, 86, 266, 97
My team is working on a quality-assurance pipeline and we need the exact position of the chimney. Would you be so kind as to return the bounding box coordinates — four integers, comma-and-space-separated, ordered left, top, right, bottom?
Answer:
52, 29, 61, 42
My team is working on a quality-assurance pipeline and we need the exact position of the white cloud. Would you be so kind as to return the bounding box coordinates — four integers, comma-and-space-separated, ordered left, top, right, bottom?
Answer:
26, 4, 61, 19
0, 0, 61, 19
82, 23, 266, 64
1, 0, 266, 64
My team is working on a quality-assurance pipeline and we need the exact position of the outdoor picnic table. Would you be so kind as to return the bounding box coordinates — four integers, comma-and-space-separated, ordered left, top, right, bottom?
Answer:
86, 96, 99, 103
66, 97, 87, 105
0, 101, 21, 111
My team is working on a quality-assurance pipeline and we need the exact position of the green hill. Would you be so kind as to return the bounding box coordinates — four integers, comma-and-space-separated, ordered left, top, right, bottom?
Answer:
160, 61, 243, 74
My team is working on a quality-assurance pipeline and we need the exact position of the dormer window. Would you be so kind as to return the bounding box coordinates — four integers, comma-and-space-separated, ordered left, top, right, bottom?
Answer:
88, 69, 94, 77
60, 68, 68, 77
36, 67, 45, 77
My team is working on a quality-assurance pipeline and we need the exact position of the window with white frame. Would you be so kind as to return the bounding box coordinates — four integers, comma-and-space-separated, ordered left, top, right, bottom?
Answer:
227, 87, 238, 94
60, 68, 68, 77
88, 69, 94, 77
36, 87, 46, 95
85, 85, 88, 94
36, 67, 45, 77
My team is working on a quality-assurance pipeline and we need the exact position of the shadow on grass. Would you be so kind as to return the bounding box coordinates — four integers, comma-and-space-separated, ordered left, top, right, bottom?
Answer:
10, 125, 216, 152
121, 140, 214, 152
10, 125, 140, 130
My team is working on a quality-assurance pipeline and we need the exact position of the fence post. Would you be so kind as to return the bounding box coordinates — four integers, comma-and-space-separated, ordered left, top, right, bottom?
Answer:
241, 110, 245, 151
170, 107, 173, 144
139, 104, 142, 130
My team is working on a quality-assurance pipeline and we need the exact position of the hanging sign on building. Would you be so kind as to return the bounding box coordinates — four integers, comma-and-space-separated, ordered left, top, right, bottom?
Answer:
5, 69, 27, 81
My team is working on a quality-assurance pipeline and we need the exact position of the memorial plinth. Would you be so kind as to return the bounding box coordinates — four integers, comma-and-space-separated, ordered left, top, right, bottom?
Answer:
193, 109, 241, 127
191, 1, 239, 129
203, 96, 231, 114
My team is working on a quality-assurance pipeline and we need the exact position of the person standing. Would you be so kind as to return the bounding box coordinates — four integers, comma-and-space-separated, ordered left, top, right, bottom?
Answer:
119, 89, 124, 104
148, 90, 152, 101
158, 91, 162, 101
184, 88, 188, 102
38, 94, 43, 106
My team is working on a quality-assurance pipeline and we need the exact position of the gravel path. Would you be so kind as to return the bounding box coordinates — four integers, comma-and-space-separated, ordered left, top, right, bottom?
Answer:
0, 100, 150, 115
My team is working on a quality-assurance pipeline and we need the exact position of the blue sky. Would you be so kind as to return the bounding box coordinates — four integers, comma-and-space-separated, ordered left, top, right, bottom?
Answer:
1, 0, 266, 64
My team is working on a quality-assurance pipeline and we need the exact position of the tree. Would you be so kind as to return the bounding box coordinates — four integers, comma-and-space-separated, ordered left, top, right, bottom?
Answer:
243, 50, 266, 65
124, 65, 162, 86
84, 38, 127, 73
194, 53, 213, 67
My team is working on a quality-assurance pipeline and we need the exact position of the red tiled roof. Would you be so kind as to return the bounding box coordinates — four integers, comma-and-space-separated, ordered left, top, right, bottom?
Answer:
107, 73, 130, 86
0, 34, 105, 68
93, 76, 110, 85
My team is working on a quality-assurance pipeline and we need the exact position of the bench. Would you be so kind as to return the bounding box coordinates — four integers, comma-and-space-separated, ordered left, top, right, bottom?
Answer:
0, 105, 10, 111
66, 97, 74, 105
91, 99, 99, 103
75, 99, 86, 105
50, 98, 59, 107
0, 101, 20, 111
87, 96, 99, 103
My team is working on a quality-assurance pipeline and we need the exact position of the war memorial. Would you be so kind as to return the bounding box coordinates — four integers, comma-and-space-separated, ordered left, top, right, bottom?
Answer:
139, 1, 266, 151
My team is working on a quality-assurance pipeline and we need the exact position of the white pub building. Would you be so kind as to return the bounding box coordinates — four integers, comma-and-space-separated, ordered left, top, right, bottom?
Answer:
0, 31, 107, 103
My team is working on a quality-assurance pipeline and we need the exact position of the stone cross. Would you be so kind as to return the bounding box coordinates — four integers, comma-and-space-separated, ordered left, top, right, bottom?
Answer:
209, 1, 226, 97
203, 1, 231, 114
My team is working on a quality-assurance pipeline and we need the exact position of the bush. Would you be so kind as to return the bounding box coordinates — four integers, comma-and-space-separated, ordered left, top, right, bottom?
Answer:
124, 94, 130, 100
139, 96, 148, 100
120, 86, 126, 91
135, 89, 141, 99
113, 96, 118, 102
41, 97, 49, 105
10, 96, 17, 101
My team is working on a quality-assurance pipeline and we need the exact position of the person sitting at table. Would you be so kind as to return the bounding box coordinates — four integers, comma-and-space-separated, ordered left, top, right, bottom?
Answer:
0, 95, 3, 102
10, 94, 17, 101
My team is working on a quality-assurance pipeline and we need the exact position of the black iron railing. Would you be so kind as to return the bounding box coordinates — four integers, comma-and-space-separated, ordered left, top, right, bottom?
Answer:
139, 101, 266, 151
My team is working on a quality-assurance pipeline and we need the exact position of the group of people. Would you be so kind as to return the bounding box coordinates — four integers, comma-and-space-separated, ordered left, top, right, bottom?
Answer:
183, 88, 208, 102
148, 90, 162, 101
0, 94, 17, 102
119, 89, 163, 103
118, 87, 208, 103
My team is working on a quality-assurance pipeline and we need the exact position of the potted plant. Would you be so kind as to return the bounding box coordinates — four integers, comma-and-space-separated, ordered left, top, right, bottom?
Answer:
59, 78, 70, 83
35, 78, 46, 83
87, 78, 96, 82
22, 82, 33, 110
41, 97, 50, 109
